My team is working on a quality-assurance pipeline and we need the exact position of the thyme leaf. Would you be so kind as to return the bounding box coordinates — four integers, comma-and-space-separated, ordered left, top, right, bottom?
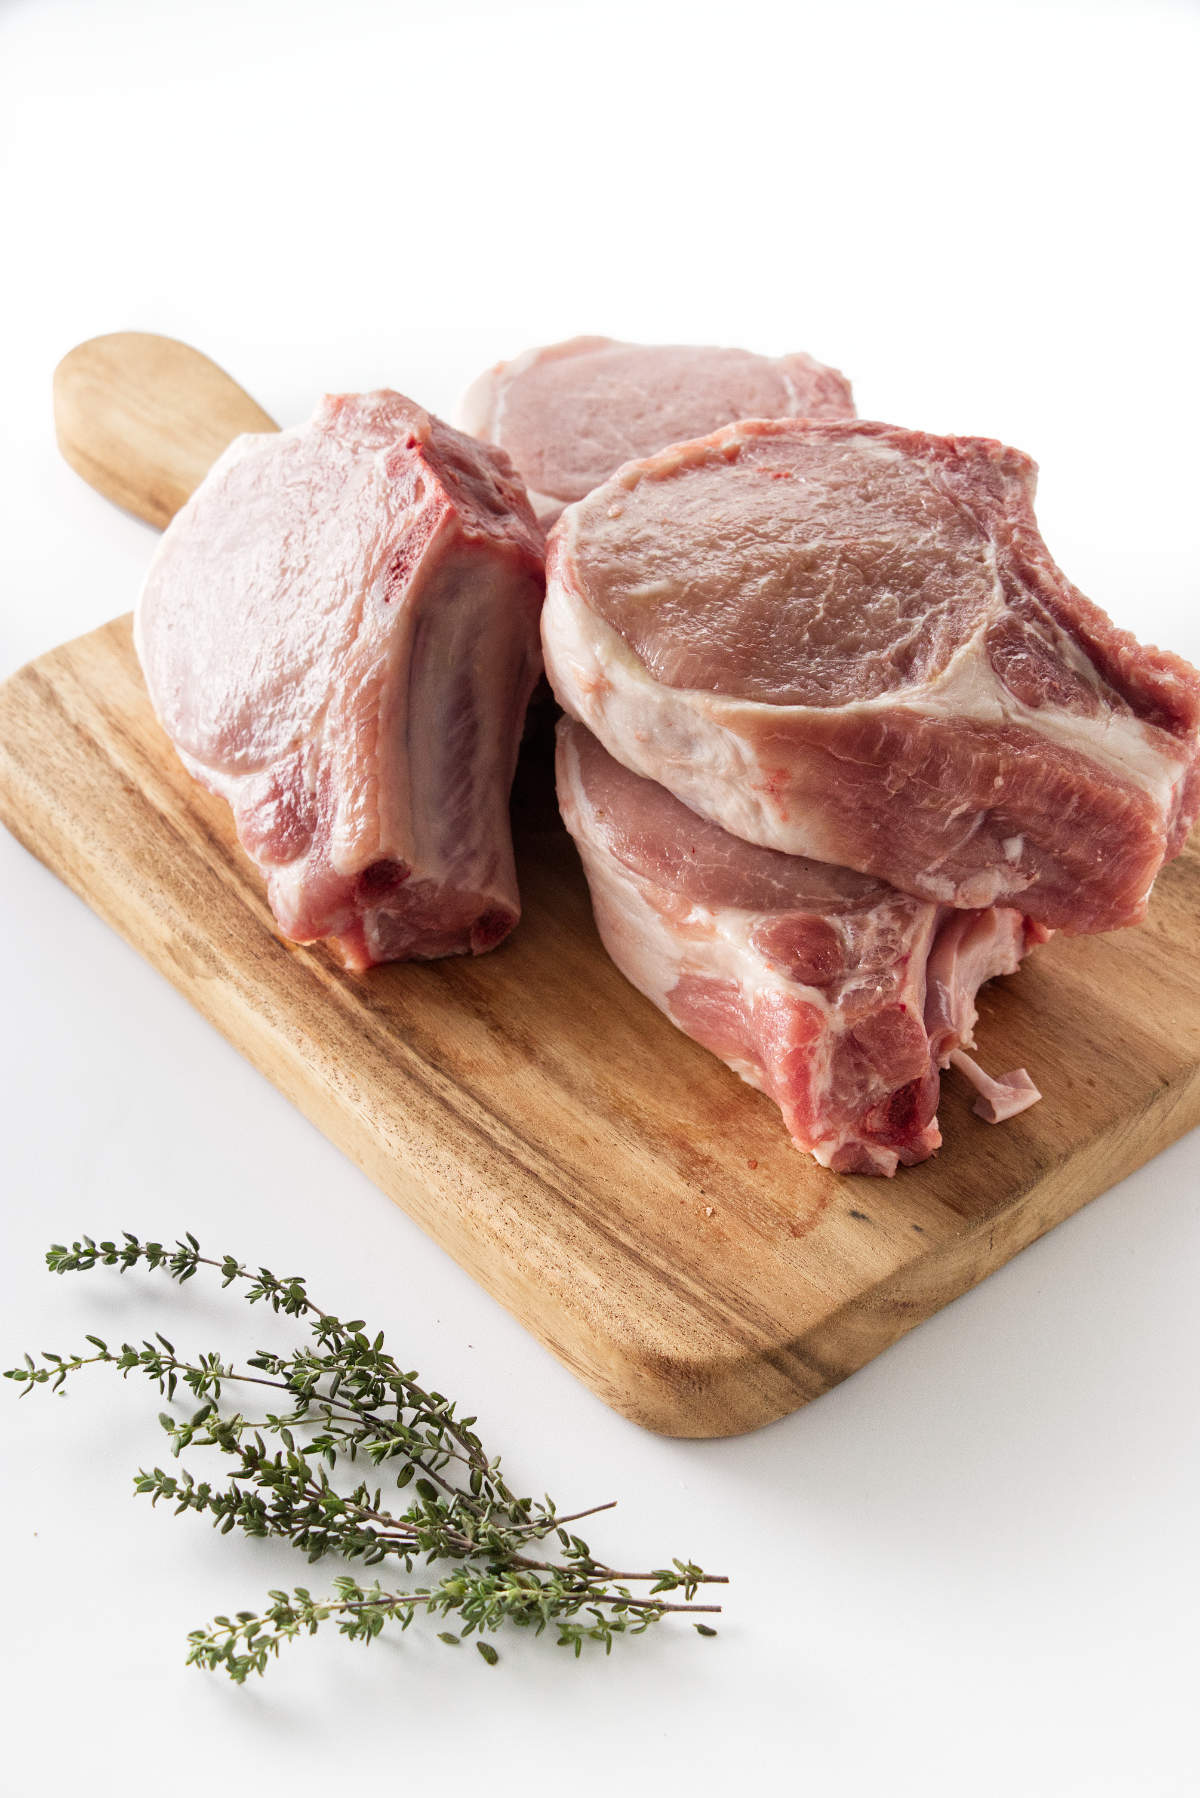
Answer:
6, 1233, 725, 1680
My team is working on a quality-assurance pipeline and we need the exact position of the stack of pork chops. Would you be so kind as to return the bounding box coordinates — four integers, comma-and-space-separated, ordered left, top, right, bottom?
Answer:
136, 336, 1200, 1176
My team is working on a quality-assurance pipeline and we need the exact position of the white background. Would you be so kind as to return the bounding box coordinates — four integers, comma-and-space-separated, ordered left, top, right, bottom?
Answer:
2, 1, 1199, 1792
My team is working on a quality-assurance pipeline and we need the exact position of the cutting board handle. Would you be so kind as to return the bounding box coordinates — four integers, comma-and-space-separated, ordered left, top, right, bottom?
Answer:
53, 332, 277, 531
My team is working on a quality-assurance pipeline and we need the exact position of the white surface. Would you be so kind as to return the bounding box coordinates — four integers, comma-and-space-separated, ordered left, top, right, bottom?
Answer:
2, 0, 1199, 1791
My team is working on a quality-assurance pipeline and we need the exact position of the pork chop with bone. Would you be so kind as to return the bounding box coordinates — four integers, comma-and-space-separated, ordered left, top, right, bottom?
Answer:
558, 719, 1043, 1176
136, 391, 545, 969
544, 418, 1200, 935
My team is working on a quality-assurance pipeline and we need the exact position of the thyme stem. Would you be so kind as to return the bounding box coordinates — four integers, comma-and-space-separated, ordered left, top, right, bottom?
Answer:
6, 1233, 726, 1679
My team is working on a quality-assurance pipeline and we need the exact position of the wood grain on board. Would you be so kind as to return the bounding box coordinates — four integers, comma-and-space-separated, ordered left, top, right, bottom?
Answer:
53, 333, 277, 528
3, 615, 1199, 1435
7, 331, 1197, 1436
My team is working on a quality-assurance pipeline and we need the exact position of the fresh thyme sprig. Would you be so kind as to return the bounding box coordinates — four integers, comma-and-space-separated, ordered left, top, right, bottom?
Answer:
6, 1233, 725, 1680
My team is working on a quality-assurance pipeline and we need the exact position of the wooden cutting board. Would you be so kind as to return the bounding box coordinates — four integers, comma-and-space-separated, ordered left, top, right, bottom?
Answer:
3, 334, 1199, 1438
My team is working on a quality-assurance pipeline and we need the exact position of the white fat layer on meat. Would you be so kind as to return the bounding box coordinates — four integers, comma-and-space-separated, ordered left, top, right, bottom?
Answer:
900, 595, 1187, 808
543, 526, 1185, 909
567, 807, 848, 1167
557, 727, 941, 1172
617, 419, 905, 489
458, 343, 606, 520
457, 360, 507, 441
543, 575, 849, 866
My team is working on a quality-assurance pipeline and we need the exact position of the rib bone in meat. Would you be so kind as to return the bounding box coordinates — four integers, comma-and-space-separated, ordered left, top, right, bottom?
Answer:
136, 392, 545, 968
558, 718, 1044, 1176
544, 418, 1200, 934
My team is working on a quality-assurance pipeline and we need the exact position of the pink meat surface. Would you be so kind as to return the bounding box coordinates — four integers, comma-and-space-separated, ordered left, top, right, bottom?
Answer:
136, 392, 545, 969
461, 337, 854, 522
544, 418, 1200, 934
558, 719, 1044, 1176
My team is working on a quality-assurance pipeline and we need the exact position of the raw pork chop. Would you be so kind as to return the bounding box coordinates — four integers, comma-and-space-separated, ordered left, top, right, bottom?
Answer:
461, 337, 854, 522
136, 392, 545, 969
544, 419, 1200, 935
558, 719, 1044, 1176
